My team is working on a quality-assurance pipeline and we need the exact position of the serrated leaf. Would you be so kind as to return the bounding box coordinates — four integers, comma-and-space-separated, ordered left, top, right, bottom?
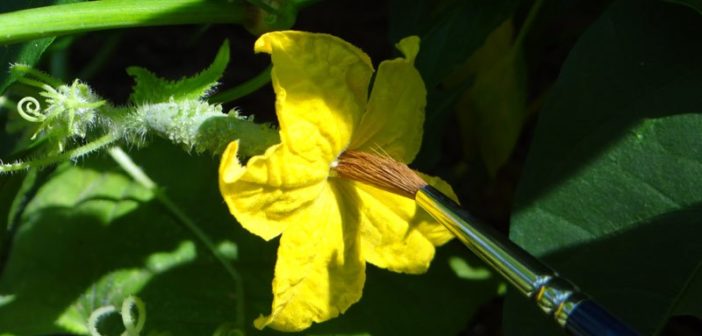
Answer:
503, 0, 702, 334
128, 40, 230, 104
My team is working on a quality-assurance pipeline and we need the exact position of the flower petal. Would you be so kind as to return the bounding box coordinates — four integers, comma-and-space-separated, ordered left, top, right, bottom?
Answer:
254, 181, 365, 331
255, 31, 374, 163
348, 172, 457, 274
219, 141, 329, 241
350, 36, 425, 163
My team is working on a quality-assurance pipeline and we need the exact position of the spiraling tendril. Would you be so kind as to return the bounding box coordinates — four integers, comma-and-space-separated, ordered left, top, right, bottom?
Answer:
121, 296, 146, 335
87, 296, 147, 336
16, 96, 45, 123
87, 305, 118, 336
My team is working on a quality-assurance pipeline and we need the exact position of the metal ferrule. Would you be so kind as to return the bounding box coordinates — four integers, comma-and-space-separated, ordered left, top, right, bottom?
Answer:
416, 185, 584, 326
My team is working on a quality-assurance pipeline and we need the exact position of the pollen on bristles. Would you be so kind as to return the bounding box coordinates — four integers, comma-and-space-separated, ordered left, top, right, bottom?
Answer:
334, 150, 427, 199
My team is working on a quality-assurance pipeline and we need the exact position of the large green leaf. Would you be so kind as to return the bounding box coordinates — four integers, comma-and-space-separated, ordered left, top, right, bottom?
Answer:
504, 0, 702, 334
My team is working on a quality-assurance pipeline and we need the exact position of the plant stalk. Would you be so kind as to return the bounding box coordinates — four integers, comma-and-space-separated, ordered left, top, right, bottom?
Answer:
0, 0, 250, 45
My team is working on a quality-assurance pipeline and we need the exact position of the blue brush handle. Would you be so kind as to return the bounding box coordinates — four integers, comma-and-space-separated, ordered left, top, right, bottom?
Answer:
565, 300, 639, 336
416, 186, 639, 335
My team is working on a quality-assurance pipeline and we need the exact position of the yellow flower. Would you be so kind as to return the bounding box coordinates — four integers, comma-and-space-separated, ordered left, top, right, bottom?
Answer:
219, 31, 456, 331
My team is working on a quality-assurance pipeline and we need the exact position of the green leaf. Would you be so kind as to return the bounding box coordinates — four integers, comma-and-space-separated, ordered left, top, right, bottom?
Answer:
0, 141, 246, 335
128, 40, 230, 104
0, 39, 54, 94
504, 0, 702, 334
389, 0, 520, 87
0, 3, 54, 93
0, 0, 82, 94
671, 263, 702, 316
453, 20, 527, 176
389, 0, 520, 169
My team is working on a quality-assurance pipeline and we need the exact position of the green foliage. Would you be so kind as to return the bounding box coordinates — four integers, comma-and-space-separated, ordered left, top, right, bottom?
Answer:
389, 0, 521, 169
2, 0, 702, 334
123, 40, 278, 156
452, 20, 527, 176
389, 0, 520, 88
0, 142, 242, 335
504, 0, 702, 334
127, 41, 230, 104
0, 140, 501, 335
0, 0, 82, 94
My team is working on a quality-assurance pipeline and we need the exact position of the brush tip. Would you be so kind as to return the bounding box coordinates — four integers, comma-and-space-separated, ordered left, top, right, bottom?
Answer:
334, 150, 426, 198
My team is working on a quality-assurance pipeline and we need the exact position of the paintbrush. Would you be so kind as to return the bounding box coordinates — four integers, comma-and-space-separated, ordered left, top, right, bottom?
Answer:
335, 151, 639, 336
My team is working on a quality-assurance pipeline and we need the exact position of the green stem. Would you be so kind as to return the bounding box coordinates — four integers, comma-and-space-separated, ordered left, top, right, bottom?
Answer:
0, 133, 118, 173
107, 147, 155, 189
0, 0, 250, 45
513, 0, 544, 50
11, 64, 64, 88
107, 146, 246, 330
209, 66, 271, 104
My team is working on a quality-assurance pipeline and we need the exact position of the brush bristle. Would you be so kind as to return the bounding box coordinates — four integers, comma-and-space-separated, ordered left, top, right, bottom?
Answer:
334, 150, 427, 199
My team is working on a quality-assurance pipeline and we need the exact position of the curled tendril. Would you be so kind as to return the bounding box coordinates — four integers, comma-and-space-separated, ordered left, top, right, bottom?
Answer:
87, 305, 118, 336
16, 96, 45, 123
87, 296, 147, 336
121, 296, 146, 335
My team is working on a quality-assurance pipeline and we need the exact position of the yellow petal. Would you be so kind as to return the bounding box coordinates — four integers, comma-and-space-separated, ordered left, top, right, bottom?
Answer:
219, 141, 329, 241
350, 179, 435, 274
350, 36, 425, 163
255, 31, 374, 163
254, 181, 365, 331
348, 171, 457, 274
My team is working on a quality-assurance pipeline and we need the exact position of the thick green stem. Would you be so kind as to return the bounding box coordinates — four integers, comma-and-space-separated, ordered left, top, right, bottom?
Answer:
0, 0, 250, 45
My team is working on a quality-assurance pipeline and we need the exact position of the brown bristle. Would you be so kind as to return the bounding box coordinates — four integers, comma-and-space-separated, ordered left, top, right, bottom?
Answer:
334, 150, 427, 199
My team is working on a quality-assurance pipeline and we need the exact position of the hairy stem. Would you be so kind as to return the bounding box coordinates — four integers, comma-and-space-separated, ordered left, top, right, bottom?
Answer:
0, 133, 119, 173
11, 64, 64, 88
0, 0, 250, 45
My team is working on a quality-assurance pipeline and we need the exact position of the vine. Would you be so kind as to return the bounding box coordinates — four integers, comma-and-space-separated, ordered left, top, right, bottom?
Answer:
0, 41, 279, 174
